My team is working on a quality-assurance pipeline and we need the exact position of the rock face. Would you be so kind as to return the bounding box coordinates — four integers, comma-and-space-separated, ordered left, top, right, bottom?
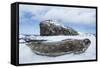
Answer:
40, 20, 79, 36
27, 38, 91, 57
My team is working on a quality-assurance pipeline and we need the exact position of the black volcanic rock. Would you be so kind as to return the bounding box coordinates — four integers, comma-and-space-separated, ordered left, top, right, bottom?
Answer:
40, 20, 79, 36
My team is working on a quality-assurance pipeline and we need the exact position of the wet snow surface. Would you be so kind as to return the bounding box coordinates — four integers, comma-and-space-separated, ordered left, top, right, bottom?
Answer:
19, 34, 96, 64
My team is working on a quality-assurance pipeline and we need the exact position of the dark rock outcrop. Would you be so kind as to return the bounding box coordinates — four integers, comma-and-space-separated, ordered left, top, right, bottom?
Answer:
27, 38, 91, 57
40, 20, 79, 36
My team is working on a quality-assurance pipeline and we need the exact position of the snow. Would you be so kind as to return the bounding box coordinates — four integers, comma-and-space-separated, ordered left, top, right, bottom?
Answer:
19, 39, 25, 43
19, 34, 95, 42
19, 34, 96, 64
50, 20, 69, 29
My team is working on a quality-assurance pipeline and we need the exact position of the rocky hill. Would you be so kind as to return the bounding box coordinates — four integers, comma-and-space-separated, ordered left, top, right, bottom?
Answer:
40, 20, 79, 36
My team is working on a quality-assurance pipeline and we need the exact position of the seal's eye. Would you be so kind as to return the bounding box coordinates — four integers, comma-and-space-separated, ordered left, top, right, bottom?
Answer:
83, 39, 91, 45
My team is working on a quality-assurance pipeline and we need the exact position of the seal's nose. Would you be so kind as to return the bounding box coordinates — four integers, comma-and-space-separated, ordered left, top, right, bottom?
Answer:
83, 38, 91, 45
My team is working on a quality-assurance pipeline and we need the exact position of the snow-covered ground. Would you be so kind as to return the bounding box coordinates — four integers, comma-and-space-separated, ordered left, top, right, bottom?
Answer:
19, 34, 96, 64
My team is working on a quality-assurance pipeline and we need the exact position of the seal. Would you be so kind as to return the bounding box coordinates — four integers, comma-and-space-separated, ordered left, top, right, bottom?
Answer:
27, 38, 91, 57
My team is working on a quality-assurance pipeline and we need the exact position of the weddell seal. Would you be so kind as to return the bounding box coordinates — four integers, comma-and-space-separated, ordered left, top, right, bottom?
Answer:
26, 38, 91, 57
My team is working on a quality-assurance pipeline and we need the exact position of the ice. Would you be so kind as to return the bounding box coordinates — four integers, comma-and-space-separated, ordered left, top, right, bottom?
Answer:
19, 34, 96, 64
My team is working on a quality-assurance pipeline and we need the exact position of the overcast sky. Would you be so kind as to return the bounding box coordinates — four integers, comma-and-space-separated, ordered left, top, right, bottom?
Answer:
19, 4, 96, 35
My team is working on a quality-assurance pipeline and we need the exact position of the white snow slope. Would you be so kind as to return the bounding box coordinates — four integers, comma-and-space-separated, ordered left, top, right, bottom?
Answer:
19, 34, 96, 64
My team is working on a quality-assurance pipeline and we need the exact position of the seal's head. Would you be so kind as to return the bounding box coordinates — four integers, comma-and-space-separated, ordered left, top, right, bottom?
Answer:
73, 38, 91, 54
80, 38, 91, 53
83, 38, 91, 46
